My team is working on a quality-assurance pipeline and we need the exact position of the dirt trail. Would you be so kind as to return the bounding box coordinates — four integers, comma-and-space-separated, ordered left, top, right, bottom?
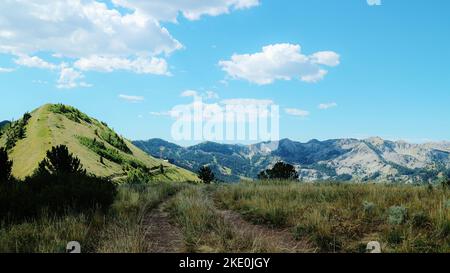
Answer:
217, 208, 315, 253
143, 200, 184, 253
143, 190, 314, 253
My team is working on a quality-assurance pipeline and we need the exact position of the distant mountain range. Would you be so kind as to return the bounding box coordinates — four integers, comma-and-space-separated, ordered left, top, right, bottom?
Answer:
0, 104, 197, 182
3, 105, 449, 184
134, 138, 450, 183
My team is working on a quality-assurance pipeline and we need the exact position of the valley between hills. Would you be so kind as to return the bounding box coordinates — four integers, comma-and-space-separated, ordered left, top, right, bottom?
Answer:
0, 104, 449, 253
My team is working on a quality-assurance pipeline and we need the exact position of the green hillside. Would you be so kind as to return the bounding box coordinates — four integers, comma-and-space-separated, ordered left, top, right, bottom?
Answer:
0, 104, 198, 182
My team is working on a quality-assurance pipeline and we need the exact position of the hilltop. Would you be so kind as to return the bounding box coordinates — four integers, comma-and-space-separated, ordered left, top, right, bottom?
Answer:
0, 120, 10, 129
134, 138, 450, 183
0, 104, 197, 182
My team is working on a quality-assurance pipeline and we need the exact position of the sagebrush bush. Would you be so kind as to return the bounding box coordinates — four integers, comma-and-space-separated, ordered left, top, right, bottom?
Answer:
388, 206, 408, 225
293, 224, 315, 241
312, 232, 342, 253
363, 201, 376, 216
214, 181, 450, 253
438, 220, 450, 238
445, 199, 450, 209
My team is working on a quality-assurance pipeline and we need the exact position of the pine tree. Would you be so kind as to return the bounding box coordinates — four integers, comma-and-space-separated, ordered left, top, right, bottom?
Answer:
35, 145, 86, 176
258, 162, 299, 181
0, 147, 13, 183
198, 166, 215, 184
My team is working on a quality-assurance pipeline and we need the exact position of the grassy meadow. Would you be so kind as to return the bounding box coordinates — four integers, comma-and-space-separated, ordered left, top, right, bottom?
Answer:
0, 181, 449, 253
214, 181, 450, 253
165, 185, 278, 253
0, 182, 183, 253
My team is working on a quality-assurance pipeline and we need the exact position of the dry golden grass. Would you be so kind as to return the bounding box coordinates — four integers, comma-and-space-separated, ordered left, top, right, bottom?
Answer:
96, 183, 184, 253
214, 181, 450, 253
2, 181, 448, 253
166, 185, 278, 253
0, 182, 183, 253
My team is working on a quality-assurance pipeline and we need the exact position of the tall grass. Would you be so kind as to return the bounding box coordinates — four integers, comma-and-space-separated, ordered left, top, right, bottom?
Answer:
166, 185, 276, 253
214, 181, 450, 253
2, 181, 448, 253
0, 211, 103, 253
95, 182, 184, 253
0, 182, 184, 253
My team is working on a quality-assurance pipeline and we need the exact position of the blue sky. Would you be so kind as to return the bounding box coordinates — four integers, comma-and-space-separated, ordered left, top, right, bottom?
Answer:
0, 0, 449, 145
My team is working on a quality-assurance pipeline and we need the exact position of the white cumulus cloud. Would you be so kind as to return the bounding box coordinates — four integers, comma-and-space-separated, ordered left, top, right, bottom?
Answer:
0, 1, 182, 59
111, 0, 260, 22
0, 0, 260, 60
57, 67, 91, 89
0, 0, 260, 87
219, 43, 340, 85
164, 96, 276, 122
310, 51, 340, 66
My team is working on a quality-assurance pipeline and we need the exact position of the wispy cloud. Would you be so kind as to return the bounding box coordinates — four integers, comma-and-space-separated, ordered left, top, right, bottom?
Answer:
221, 98, 275, 106
14, 55, 59, 70
74, 56, 170, 76
285, 108, 310, 118
318, 102, 338, 110
367, 0, 381, 6
181, 90, 220, 101
150, 111, 170, 116
32, 80, 48, 85
13, 55, 92, 89
0, 67, 15, 73
119, 94, 145, 103
205, 91, 220, 100
181, 90, 199, 98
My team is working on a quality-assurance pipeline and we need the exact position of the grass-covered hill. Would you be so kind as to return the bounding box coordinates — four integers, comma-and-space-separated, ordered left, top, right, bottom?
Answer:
0, 120, 10, 130
0, 104, 197, 182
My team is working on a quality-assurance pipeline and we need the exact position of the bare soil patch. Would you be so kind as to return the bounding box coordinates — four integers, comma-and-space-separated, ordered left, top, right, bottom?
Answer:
143, 200, 184, 253
217, 209, 315, 253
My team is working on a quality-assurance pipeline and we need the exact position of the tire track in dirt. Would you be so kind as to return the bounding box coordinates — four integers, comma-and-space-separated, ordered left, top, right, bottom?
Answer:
217, 208, 316, 253
143, 199, 184, 253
